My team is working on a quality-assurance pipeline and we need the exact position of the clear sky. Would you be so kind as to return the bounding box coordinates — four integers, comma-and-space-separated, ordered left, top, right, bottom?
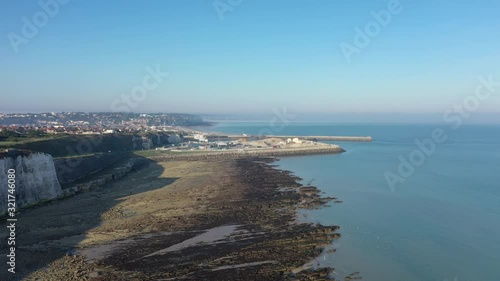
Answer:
1, 0, 500, 121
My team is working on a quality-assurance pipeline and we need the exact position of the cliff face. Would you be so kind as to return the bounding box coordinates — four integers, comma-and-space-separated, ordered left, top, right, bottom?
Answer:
0, 153, 62, 214
54, 152, 132, 185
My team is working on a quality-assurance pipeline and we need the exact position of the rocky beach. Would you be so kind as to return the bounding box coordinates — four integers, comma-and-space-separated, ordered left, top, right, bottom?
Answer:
1, 156, 343, 281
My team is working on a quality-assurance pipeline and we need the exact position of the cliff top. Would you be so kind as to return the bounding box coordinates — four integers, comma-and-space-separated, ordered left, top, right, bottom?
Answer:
0, 148, 34, 159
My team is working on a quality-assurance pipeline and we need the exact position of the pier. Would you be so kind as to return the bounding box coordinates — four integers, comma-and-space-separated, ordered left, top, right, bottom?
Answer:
206, 134, 373, 142
270, 135, 373, 142
148, 145, 346, 161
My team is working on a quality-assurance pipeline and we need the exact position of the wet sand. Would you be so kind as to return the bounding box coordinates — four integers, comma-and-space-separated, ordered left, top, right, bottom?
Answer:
2, 157, 342, 280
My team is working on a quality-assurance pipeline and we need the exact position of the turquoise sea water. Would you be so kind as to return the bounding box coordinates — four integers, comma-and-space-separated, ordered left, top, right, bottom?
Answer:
209, 122, 500, 281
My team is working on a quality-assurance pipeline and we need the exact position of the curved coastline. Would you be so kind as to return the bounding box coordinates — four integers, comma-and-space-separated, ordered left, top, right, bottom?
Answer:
10, 156, 345, 280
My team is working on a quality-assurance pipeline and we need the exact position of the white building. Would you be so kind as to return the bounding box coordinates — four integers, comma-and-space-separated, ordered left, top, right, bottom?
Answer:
193, 134, 208, 142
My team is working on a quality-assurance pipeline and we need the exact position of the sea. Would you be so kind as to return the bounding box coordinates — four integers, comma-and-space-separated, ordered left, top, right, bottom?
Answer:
205, 121, 500, 281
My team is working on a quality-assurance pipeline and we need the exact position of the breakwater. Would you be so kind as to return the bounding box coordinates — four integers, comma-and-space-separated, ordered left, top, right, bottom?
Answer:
208, 134, 372, 142
149, 145, 345, 161
268, 135, 372, 142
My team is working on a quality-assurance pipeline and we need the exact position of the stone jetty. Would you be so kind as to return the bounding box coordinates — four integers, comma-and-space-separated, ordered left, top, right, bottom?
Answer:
149, 145, 345, 162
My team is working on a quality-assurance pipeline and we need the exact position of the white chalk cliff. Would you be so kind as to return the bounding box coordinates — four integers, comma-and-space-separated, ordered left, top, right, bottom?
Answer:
0, 153, 62, 214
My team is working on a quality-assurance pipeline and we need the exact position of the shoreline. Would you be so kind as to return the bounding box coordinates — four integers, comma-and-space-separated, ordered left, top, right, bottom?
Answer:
4, 157, 345, 280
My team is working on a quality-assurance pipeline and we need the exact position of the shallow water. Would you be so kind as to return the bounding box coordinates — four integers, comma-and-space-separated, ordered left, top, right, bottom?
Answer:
212, 122, 500, 281
144, 225, 240, 257
77, 225, 241, 262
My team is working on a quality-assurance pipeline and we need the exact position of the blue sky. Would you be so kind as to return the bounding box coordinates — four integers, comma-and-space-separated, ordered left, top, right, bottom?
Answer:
1, 0, 500, 122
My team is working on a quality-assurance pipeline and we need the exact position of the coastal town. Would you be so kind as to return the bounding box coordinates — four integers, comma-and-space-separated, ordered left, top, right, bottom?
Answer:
0, 112, 371, 155
0, 112, 206, 135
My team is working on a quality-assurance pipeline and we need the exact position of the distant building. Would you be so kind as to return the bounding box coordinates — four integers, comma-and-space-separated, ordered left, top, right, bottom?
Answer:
193, 133, 208, 142
215, 141, 228, 149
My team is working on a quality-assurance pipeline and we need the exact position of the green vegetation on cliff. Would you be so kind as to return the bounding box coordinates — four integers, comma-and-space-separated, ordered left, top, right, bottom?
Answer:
0, 134, 135, 158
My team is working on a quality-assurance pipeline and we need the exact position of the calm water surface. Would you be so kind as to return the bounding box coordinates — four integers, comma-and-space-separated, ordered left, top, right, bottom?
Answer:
211, 122, 500, 281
